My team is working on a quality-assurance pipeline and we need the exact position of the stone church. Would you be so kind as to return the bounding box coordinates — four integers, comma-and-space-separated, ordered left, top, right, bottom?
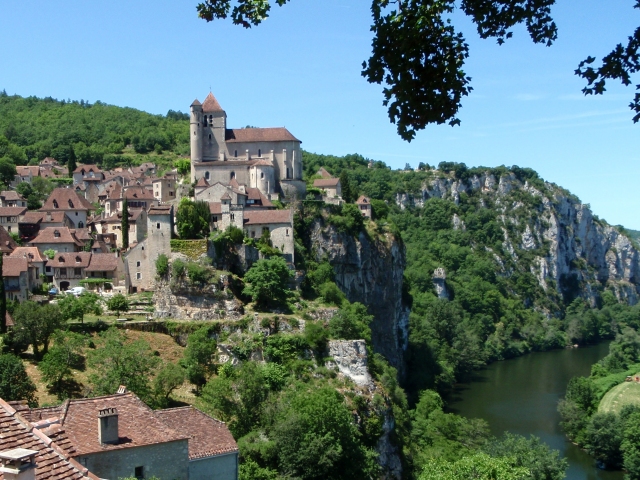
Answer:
189, 92, 306, 199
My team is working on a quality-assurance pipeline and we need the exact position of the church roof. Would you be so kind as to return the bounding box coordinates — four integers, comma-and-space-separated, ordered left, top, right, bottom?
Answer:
191, 99, 201, 107
202, 92, 224, 113
195, 177, 209, 188
225, 127, 300, 143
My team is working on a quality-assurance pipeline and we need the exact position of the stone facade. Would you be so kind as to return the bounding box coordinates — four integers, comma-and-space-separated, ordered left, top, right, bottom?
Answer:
189, 452, 238, 480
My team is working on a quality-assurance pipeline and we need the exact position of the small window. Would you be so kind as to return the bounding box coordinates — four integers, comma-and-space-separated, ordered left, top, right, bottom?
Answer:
260, 172, 264, 179
258, 149, 261, 157
205, 171, 210, 180
75, 256, 81, 263
286, 229, 289, 236
169, 191, 174, 196
230, 213, 235, 220
74, 268, 81, 275
53, 200, 59, 208
69, 200, 74, 208
234, 150, 237, 157
6, 226, 10, 232
156, 223, 160, 229
230, 171, 235, 180
209, 134, 211, 140
141, 246, 144, 251
134, 466, 144, 479
136, 261, 141, 267
136, 272, 141, 280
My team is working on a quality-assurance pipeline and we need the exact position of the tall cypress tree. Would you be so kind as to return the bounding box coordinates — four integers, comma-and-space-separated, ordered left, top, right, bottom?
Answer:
67, 145, 77, 178
340, 170, 355, 203
0, 254, 6, 335
121, 198, 129, 249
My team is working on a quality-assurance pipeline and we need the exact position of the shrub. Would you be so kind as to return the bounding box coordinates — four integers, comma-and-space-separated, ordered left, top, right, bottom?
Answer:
243, 257, 293, 308
172, 258, 186, 278
187, 262, 211, 285
155, 254, 169, 277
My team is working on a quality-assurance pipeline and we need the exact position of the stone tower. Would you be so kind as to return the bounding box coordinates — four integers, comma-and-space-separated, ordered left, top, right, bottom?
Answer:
201, 92, 227, 162
190, 99, 203, 181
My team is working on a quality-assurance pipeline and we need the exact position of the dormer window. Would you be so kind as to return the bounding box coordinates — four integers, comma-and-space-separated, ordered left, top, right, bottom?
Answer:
54, 230, 60, 238
68, 199, 74, 208
53, 200, 59, 208
75, 256, 81, 263
59, 256, 65, 262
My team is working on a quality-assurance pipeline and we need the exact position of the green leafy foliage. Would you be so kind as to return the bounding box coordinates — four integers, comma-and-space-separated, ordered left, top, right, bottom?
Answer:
59, 293, 102, 323
0, 353, 37, 406
243, 257, 293, 308
39, 331, 86, 399
329, 302, 372, 343
181, 326, 217, 389
155, 253, 169, 277
87, 327, 160, 403
107, 293, 129, 316
176, 198, 210, 239
12, 301, 64, 359
153, 362, 186, 408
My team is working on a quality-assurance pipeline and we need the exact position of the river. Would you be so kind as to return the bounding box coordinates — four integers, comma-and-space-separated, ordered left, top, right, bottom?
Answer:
447, 342, 624, 480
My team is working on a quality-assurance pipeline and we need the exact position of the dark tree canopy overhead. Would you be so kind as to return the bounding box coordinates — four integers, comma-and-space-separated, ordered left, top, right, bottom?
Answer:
196, 0, 640, 140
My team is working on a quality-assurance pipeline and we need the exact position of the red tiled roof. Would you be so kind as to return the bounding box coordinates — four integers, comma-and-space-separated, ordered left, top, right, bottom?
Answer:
191, 98, 202, 107
246, 188, 274, 207
20, 211, 67, 225
47, 252, 92, 268
16, 166, 40, 177
29, 227, 84, 246
123, 187, 154, 201
148, 205, 172, 216
0, 206, 27, 217
0, 398, 97, 480
156, 407, 238, 459
252, 159, 273, 166
314, 178, 340, 188
244, 209, 291, 225
356, 195, 371, 204
102, 209, 145, 224
9, 247, 46, 263
225, 127, 300, 143
73, 164, 101, 174
195, 177, 209, 188
209, 202, 222, 215
201, 92, 224, 113
318, 167, 332, 179
0, 226, 18, 254
58, 393, 189, 456
41, 157, 59, 165
0, 191, 25, 201
5, 312, 14, 327
41, 188, 93, 212
2, 256, 28, 277
85, 253, 118, 272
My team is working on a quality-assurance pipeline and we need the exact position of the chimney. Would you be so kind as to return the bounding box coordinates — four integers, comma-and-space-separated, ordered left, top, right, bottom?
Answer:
0, 448, 38, 480
98, 407, 119, 444
45, 212, 52, 222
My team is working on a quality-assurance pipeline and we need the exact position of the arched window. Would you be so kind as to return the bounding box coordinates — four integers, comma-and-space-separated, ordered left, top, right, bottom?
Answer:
53, 200, 59, 208
230, 171, 236, 180
209, 115, 213, 124
205, 171, 210, 180
258, 149, 261, 157
203, 116, 208, 127
260, 172, 264, 179
78, 221, 84, 228
209, 134, 211, 140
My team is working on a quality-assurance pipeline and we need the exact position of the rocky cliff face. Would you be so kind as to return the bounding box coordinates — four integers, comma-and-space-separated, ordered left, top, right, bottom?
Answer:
396, 172, 640, 308
309, 220, 410, 376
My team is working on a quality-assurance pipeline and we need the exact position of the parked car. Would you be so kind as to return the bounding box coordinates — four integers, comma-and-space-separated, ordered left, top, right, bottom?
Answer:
65, 286, 86, 296
48, 287, 59, 295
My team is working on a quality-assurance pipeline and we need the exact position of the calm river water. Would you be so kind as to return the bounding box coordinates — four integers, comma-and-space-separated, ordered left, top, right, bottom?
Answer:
447, 342, 624, 480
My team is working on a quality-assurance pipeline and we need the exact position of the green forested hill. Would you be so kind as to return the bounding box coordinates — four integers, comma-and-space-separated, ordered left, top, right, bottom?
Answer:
0, 91, 190, 168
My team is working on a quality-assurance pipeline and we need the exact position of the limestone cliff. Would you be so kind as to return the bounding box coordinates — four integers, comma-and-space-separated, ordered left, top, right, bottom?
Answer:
309, 220, 410, 376
396, 171, 640, 309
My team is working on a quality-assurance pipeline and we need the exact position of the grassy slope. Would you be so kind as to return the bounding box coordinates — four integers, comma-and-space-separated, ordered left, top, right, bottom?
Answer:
599, 380, 640, 414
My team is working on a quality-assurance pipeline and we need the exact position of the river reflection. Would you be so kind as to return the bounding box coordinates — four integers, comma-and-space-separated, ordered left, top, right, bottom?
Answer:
446, 342, 623, 480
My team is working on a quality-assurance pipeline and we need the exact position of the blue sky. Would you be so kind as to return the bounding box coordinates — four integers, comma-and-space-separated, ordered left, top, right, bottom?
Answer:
1, 0, 639, 228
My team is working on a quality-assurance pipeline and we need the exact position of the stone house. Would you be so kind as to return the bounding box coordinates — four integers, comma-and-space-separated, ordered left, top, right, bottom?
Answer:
72, 164, 104, 185
47, 252, 92, 291
28, 226, 85, 253
18, 211, 73, 243
356, 195, 372, 218
189, 92, 306, 200
313, 177, 342, 202
94, 209, 147, 249
39, 188, 93, 229
0, 398, 98, 480
0, 226, 18, 256
152, 174, 178, 203
0, 190, 27, 207
9, 247, 47, 292
242, 210, 295, 262
104, 186, 157, 217
13, 165, 40, 186
0, 206, 27, 234
0, 390, 238, 480
2, 256, 29, 301
84, 253, 125, 290
125, 205, 173, 292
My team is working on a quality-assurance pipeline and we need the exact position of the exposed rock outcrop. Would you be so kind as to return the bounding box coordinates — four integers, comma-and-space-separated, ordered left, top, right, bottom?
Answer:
327, 339, 372, 388
432, 268, 449, 300
309, 221, 410, 377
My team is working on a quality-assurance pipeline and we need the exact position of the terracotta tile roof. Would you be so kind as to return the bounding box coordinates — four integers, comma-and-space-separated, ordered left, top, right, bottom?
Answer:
156, 407, 238, 459
85, 253, 118, 272
5, 312, 14, 328
20, 211, 67, 225
202, 92, 224, 113
318, 167, 333, 179
356, 195, 371, 204
148, 205, 172, 215
0, 398, 97, 480
2, 256, 28, 277
246, 188, 274, 207
0, 226, 18, 254
225, 127, 299, 143
220, 192, 231, 200
209, 202, 222, 215
29, 227, 84, 246
47, 252, 92, 268
244, 209, 291, 225
0, 191, 24, 201
40, 157, 59, 165
191, 98, 202, 107
314, 178, 340, 188
71, 228, 93, 241
16, 166, 40, 177
252, 158, 273, 166
229, 177, 240, 189
58, 393, 189, 456
195, 177, 209, 187
0, 206, 27, 217
41, 188, 93, 212
73, 164, 101, 174
123, 186, 154, 201
9, 247, 46, 263
102, 209, 144, 224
